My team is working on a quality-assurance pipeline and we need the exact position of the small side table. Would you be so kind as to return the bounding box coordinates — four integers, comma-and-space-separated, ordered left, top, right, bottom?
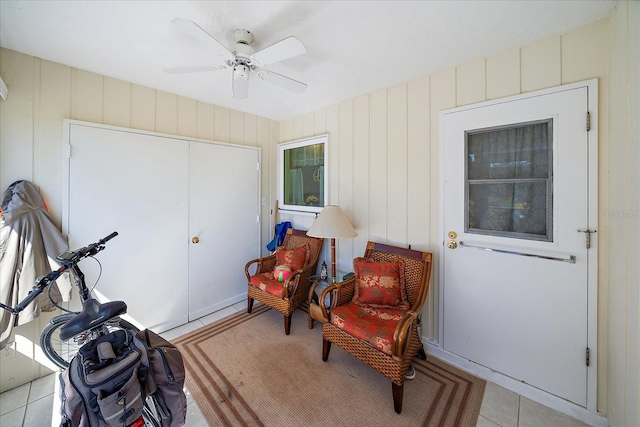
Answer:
308, 271, 348, 329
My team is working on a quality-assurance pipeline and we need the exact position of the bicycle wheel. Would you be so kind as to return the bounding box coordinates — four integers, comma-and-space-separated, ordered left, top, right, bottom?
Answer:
40, 313, 139, 369
142, 398, 163, 427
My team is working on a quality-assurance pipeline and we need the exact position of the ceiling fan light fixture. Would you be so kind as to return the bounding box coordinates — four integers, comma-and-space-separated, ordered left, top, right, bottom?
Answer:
232, 64, 249, 100
234, 64, 249, 80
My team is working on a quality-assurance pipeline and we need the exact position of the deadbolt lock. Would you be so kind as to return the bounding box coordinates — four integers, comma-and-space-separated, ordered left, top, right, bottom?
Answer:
448, 231, 457, 239
447, 240, 458, 249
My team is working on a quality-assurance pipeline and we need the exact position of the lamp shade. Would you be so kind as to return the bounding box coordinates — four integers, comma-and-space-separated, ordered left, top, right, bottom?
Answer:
307, 205, 357, 238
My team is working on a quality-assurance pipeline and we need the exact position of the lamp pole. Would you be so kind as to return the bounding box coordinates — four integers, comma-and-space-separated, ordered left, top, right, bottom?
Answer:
330, 237, 337, 281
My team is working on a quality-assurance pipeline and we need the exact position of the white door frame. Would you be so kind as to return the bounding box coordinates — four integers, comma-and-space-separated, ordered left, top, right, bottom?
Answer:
432, 79, 599, 423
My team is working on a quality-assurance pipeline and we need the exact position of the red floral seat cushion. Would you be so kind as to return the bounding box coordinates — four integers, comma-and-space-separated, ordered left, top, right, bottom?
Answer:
330, 302, 407, 355
249, 273, 287, 298
352, 257, 409, 310
249, 243, 309, 299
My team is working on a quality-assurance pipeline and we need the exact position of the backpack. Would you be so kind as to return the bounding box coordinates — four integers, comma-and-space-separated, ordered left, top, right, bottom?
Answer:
59, 329, 187, 427
135, 329, 187, 427
59, 329, 148, 427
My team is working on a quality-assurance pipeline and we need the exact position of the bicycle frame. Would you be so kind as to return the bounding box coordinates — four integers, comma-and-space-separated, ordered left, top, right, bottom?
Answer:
70, 264, 91, 303
0, 231, 118, 316
0, 265, 67, 314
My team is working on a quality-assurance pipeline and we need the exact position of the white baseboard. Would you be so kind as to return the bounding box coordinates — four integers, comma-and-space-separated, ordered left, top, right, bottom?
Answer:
424, 341, 609, 427
174, 293, 246, 330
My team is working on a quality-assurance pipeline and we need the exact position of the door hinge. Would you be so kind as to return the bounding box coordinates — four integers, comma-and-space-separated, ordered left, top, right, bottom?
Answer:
586, 112, 591, 132
578, 229, 597, 249
586, 347, 590, 367
257, 214, 260, 224
257, 162, 260, 171
66, 145, 72, 158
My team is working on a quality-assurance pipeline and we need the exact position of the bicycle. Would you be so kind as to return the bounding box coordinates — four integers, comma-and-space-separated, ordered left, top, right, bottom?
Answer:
0, 232, 162, 427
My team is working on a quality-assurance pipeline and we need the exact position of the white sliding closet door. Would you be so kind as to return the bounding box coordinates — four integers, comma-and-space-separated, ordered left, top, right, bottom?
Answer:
65, 123, 190, 331
188, 142, 260, 320
64, 121, 260, 332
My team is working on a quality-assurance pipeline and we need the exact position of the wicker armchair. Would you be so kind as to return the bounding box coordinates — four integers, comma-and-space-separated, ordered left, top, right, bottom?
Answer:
245, 228, 322, 335
316, 241, 432, 414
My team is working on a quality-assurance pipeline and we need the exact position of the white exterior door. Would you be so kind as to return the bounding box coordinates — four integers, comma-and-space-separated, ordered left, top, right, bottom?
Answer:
188, 141, 260, 320
440, 80, 597, 407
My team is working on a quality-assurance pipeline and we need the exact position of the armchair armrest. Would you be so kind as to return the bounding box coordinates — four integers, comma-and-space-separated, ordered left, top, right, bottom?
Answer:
281, 269, 302, 299
283, 256, 319, 299
391, 309, 420, 361
318, 276, 356, 321
244, 254, 277, 281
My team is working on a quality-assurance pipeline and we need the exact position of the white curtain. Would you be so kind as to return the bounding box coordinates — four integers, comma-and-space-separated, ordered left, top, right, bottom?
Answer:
289, 168, 304, 205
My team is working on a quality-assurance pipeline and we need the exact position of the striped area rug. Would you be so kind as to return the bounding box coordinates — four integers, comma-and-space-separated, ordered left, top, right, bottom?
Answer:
173, 305, 485, 426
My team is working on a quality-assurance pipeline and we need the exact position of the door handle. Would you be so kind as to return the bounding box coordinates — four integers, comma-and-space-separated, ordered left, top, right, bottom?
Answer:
447, 231, 458, 249
459, 241, 576, 263
192, 237, 199, 244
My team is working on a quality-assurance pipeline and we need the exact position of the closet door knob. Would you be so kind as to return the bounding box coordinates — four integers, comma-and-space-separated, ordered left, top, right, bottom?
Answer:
192, 237, 199, 244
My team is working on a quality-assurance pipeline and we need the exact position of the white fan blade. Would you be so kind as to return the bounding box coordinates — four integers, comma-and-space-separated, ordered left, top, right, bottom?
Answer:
232, 66, 249, 99
172, 18, 233, 57
252, 36, 306, 66
257, 70, 307, 94
164, 65, 226, 74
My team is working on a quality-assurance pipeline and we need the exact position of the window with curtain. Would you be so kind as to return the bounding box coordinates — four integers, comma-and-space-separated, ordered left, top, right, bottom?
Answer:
466, 119, 553, 241
278, 134, 328, 213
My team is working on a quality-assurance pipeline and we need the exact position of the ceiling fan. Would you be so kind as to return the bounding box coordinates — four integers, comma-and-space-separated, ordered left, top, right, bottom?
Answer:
165, 18, 307, 99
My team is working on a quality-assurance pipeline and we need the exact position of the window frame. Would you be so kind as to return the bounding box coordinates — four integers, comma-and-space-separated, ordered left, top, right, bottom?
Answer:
277, 134, 329, 214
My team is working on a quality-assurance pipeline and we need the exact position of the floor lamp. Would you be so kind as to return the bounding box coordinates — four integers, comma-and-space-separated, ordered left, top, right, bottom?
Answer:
307, 205, 357, 282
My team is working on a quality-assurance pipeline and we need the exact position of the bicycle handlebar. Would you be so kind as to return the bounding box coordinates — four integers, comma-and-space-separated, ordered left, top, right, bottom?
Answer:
56, 231, 118, 267
0, 232, 118, 315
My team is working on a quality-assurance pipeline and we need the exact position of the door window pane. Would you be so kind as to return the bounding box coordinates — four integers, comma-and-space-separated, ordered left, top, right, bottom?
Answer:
469, 181, 549, 236
466, 120, 552, 241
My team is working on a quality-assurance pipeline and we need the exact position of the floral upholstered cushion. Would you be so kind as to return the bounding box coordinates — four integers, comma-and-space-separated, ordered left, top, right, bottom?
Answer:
352, 257, 409, 310
330, 302, 407, 355
249, 273, 287, 298
275, 243, 309, 271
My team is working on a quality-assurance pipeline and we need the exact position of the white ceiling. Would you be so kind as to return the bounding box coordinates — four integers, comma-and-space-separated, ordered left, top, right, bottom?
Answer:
0, 1, 615, 121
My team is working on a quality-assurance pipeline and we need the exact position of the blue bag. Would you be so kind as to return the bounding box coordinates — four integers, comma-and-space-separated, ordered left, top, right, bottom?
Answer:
266, 221, 292, 252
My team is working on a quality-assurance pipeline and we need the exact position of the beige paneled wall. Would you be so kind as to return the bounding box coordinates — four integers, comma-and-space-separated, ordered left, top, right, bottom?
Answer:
279, 18, 610, 410
0, 47, 278, 391
427, 68, 455, 339
606, 2, 640, 426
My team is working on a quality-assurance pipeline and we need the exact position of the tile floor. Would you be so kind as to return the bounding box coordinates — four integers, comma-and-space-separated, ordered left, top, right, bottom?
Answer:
0, 301, 591, 427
